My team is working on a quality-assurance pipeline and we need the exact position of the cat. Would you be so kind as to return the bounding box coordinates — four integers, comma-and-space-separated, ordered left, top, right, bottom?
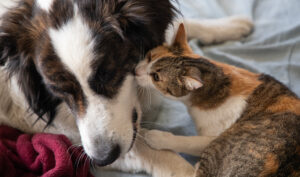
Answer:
135, 24, 300, 177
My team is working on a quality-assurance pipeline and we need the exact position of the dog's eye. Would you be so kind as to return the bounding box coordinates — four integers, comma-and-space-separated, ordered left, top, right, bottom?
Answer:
132, 109, 138, 124
151, 73, 160, 82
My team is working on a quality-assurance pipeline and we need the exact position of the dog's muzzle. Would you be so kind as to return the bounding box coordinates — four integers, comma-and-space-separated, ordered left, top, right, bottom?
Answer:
92, 141, 121, 166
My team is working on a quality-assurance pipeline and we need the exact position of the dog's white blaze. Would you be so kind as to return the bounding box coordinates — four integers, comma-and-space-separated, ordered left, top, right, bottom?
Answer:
49, 6, 138, 158
188, 96, 247, 136
49, 6, 94, 93
37, 0, 54, 12
78, 76, 140, 157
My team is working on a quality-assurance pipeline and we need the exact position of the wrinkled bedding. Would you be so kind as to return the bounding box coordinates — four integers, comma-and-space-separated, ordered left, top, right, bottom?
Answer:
96, 0, 300, 176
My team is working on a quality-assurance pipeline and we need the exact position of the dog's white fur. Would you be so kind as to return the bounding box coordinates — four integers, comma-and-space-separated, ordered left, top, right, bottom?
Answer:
49, 5, 94, 88
165, 16, 253, 45
36, 0, 54, 12
49, 6, 139, 157
0, 0, 253, 176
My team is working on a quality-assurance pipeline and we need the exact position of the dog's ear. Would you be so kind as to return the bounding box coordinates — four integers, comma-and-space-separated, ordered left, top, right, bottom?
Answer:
1, 36, 62, 125
0, 4, 62, 126
115, 0, 176, 51
0, 29, 16, 66
117, 1, 151, 29
13, 60, 62, 125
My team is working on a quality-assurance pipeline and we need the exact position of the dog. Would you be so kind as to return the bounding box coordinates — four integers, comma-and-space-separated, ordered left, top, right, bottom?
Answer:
0, 0, 253, 176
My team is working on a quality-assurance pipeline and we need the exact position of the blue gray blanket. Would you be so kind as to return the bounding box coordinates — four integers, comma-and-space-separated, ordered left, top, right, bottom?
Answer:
95, 0, 300, 176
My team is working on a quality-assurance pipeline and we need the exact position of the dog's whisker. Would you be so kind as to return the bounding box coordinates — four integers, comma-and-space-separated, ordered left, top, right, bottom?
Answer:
83, 154, 89, 174
91, 159, 96, 171
68, 144, 83, 163
67, 143, 82, 153
79, 151, 87, 171
75, 149, 86, 172
89, 159, 94, 172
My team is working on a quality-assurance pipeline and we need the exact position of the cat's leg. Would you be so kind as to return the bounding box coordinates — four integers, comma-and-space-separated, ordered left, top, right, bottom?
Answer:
144, 130, 216, 156
166, 16, 253, 45
100, 131, 195, 177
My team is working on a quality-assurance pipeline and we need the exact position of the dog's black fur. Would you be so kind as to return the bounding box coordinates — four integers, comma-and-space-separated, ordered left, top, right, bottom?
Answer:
0, 0, 176, 125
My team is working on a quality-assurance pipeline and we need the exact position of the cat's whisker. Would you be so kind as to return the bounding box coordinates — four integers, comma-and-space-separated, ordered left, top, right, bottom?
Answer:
140, 124, 158, 129
145, 87, 152, 110
121, 127, 149, 145
140, 122, 165, 129
135, 134, 150, 147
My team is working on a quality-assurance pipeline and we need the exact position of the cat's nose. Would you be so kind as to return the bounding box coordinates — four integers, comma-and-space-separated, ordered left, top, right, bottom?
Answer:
134, 67, 143, 76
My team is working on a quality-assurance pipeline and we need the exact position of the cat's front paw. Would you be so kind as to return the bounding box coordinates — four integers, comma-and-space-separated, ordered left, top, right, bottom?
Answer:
145, 130, 174, 150
193, 162, 201, 177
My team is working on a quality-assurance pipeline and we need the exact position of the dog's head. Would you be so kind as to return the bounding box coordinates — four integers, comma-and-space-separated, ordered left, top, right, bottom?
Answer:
0, 0, 175, 166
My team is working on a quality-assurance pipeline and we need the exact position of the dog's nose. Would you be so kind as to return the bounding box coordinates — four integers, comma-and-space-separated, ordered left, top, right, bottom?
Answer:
93, 144, 121, 166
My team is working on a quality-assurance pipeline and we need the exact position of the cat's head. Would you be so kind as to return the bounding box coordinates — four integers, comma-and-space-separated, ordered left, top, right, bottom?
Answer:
135, 24, 203, 98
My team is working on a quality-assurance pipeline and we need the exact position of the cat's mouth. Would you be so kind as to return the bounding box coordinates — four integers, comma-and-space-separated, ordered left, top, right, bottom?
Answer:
134, 75, 148, 88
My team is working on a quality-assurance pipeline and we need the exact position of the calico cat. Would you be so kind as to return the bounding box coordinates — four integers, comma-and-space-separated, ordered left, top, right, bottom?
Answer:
135, 24, 300, 177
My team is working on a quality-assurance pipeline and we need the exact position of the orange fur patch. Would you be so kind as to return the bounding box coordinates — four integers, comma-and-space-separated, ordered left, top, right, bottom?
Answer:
150, 45, 200, 62
267, 96, 300, 115
150, 23, 262, 102
292, 171, 300, 177
150, 46, 175, 61
243, 124, 257, 130
259, 153, 279, 177
159, 45, 261, 98
210, 60, 261, 97
248, 149, 262, 159
77, 99, 86, 117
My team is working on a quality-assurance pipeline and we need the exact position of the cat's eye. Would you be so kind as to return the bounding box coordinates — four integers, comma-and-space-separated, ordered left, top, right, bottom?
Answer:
151, 73, 160, 82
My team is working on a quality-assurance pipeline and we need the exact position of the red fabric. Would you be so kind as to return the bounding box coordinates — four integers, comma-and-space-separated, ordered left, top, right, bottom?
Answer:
0, 125, 94, 177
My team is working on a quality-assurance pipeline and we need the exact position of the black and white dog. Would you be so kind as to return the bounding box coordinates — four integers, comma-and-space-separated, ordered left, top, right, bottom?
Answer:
0, 0, 253, 176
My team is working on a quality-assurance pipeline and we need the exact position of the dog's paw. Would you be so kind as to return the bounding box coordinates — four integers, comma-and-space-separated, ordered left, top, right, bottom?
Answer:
224, 15, 254, 40
186, 15, 254, 45
145, 130, 173, 150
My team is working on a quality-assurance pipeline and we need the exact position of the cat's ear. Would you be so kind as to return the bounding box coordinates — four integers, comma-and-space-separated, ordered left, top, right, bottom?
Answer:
183, 76, 203, 91
173, 23, 187, 45
172, 23, 193, 52
182, 67, 203, 91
